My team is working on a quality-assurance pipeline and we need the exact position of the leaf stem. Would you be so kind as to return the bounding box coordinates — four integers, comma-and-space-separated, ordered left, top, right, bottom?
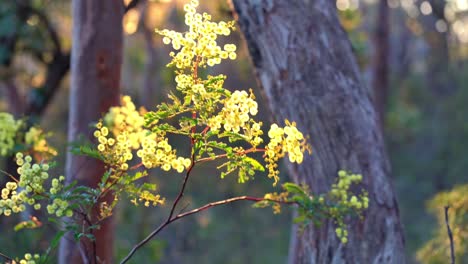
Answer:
196, 147, 266, 163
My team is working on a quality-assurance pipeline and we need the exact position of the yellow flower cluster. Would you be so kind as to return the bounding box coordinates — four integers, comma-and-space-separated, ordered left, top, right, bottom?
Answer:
175, 73, 194, 90
208, 90, 258, 133
265, 121, 309, 184
0, 180, 26, 216
329, 170, 368, 243
46, 195, 72, 217
131, 190, 165, 207
0, 112, 22, 156
96, 96, 192, 173
245, 121, 264, 147
136, 137, 191, 172
330, 170, 368, 209
17, 253, 40, 264
0, 153, 68, 217
263, 192, 290, 214
94, 123, 134, 171
156, 0, 236, 69
335, 227, 349, 244
103, 96, 148, 149
24, 126, 58, 158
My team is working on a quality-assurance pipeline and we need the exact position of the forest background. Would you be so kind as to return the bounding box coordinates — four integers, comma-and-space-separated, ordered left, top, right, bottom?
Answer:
0, 0, 467, 263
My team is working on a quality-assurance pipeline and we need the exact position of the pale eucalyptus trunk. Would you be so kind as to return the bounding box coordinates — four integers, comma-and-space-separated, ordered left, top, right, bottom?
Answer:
59, 1, 123, 263
231, 1, 406, 263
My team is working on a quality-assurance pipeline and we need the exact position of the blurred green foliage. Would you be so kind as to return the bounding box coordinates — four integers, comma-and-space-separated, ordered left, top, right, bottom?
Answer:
1, 0, 468, 263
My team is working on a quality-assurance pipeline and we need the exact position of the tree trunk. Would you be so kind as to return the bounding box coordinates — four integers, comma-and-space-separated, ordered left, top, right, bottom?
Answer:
373, 0, 390, 127
59, 1, 123, 263
231, 1, 406, 263
139, 1, 160, 110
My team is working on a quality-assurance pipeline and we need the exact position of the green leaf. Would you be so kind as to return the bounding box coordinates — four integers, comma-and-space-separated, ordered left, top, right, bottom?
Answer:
70, 144, 103, 161
141, 182, 157, 191
50, 230, 66, 249
131, 171, 148, 181
283, 183, 307, 195
100, 170, 112, 186
183, 95, 192, 106
293, 214, 307, 224
14, 219, 41, 231
243, 157, 265, 172
62, 181, 78, 192
180, 116, 198, 126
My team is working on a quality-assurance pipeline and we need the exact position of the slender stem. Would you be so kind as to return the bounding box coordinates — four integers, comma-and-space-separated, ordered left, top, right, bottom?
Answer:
0, 168, 19, 183
196, 147, 266, 163
120, 151, 196, 264
0, 252, 13, 262
168, 153, 196, 220
444, 206, 455, 264
119, 194, 296, 264
175, 196, 296, 219
129, 163, 143, 170
201, 126, 210, 135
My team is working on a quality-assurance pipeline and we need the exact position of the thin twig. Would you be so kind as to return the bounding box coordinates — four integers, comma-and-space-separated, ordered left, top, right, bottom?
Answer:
196, 147, 266, 163
119, 194, 296, 264
175, 196, 295, 219
0, 251, 13, 262
168, 153, 196, 219
119, 154, 196, 263
444, 206, 455, 264
0, 168, 19, 183
82, 213, 98, 264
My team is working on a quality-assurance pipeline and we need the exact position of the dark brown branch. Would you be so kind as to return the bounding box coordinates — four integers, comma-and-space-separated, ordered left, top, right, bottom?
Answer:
444, 206, 455, 264
80, 212, 98, 264
25, 5, 62, 53
124, 0, 140, 14
175, 196, 295, 219
119, 153, 196, 264
120, 193, 297, 264
25, 52, 70, 117
0, 251, 13, 262
168, 153, 196, 219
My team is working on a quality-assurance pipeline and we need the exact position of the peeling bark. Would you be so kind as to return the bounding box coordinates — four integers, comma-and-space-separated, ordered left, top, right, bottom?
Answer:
59, 1, 123, 263
231, 0, 405, 263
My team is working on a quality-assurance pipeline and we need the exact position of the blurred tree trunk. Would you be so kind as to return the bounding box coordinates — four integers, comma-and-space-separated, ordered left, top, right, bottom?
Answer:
231, 1, 406, 263
425, 0, 452, 97
139, 1, 160, 109
373, 0, 390, 127
59, 1, 123, 263
423, 0, 453, 191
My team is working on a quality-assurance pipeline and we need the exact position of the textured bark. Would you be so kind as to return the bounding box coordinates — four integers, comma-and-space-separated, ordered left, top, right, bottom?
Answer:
231, 1, 405, 263
59, 1, 123, 263
372, 0, 390, 127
